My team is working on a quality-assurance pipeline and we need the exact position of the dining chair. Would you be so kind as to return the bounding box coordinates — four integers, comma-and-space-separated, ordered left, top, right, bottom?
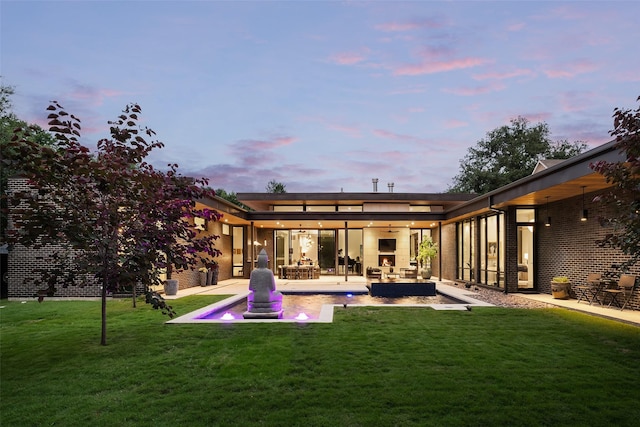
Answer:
575, 273, 602, 304
603, 274, 637, 310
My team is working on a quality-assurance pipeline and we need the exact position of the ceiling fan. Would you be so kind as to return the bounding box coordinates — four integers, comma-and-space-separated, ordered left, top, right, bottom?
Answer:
384, 224, 399, 233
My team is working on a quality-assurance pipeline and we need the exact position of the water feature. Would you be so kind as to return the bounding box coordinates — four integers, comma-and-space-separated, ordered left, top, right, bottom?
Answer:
244, 248, 283, 319
167, 291, 467, 324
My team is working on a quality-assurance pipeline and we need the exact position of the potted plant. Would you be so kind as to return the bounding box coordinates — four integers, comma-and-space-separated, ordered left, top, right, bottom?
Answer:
550, 276, 571, 299
416, 236, 438, 279
198, 267, 208, 286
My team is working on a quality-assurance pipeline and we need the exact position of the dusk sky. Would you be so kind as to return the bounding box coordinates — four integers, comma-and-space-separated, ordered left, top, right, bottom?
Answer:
2, 1, 638, 193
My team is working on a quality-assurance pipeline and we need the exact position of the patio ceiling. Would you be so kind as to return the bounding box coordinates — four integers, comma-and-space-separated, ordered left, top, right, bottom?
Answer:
492, 172, 613, 208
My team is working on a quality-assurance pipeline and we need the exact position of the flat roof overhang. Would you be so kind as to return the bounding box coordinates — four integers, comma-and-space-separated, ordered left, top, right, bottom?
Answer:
444, 139, 623, 223
237, 192, 476, 212
196, 196, 251, 226
236, 192, 474, 230
245, 211, 446, 230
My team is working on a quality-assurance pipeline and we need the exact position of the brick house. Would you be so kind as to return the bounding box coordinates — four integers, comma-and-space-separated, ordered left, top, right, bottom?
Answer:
6, 139, 639, 309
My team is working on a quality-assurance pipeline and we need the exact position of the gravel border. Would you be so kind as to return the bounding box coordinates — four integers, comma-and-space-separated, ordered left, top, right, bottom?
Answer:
462, 286, 557, 309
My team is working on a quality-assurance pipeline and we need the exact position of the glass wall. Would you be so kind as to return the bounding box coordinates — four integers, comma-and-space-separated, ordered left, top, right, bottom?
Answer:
318, 230, 336, 274
457, 219, 475, 281
232, 226, 244, 277
458, 214, 504, 286
275, 230, 289, 272
274, 228, 364, 276
410, 229, 432, 267
292, 230, 319, 264
479, 214, 504, 288
337, 229, 363, 275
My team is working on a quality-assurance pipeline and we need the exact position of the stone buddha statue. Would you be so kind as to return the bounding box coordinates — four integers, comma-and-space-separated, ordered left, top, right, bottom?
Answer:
244, 249, 283, 318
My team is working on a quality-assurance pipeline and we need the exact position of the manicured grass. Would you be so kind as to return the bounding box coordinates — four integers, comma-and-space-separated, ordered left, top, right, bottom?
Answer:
1, 297, 639, 426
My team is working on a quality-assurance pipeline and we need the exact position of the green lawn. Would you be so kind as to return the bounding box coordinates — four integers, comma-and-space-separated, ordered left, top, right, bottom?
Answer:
1, 297, 639, 426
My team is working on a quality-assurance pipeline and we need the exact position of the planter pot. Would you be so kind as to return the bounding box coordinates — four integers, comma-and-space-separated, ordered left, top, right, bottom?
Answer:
164, 279, 179, 296
421, 268, 432, 279
199, 272, 208, 287
208, 269, 219, 286
551, 281, 571, 299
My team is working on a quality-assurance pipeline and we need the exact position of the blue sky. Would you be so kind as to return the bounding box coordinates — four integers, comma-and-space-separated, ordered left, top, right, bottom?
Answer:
2, 1, 638, 193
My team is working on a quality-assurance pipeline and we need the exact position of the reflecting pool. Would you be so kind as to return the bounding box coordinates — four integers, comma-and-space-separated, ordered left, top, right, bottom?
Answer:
168, 291, 469, 324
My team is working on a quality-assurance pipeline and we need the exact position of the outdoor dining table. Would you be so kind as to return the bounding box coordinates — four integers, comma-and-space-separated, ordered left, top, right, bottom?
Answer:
592, 278, 618, 305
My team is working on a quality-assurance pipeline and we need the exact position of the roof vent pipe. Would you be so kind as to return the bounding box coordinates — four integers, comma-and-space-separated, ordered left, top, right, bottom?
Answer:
372, 178, 378, 192
388, 182, 394, 193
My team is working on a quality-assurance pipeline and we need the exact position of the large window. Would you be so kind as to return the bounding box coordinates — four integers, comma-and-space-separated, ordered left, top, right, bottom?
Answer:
479, 214, 504, 288
458, 213, 504, 286
457, 219, 475, 281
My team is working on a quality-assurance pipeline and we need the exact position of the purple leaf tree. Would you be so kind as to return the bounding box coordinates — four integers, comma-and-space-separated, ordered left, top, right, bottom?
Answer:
6, 102, 221, 345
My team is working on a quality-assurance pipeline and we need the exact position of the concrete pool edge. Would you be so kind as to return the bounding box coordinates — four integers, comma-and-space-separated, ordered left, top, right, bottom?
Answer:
166, 283, 495, 324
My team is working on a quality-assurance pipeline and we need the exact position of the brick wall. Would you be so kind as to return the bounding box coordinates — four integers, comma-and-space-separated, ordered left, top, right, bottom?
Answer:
7, 178, 229, 299
538, 189, 639, 309
504, 207, 519, 293
441, 189, 639, 309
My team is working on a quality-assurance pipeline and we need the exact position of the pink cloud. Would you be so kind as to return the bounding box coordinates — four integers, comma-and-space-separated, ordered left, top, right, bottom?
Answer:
473, 69, 535, 81
394, 57, 487, 76
543, 59, 599, 78
231, 135, 297, 160
273, 136, 297, 146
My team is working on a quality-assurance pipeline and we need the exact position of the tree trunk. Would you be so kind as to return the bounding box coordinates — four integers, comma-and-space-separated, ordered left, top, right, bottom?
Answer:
101, 276, 108, 346
132, 283, 137, 308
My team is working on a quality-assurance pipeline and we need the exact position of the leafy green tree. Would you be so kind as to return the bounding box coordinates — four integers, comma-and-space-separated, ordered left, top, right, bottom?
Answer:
448, 117, 587, 194
215, 187, 251, 210
0, 81, 14, 113
0, 82, 55, 242
266, 179, 286, 193
5, 102, 222, 345
591, 95, 640, 270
